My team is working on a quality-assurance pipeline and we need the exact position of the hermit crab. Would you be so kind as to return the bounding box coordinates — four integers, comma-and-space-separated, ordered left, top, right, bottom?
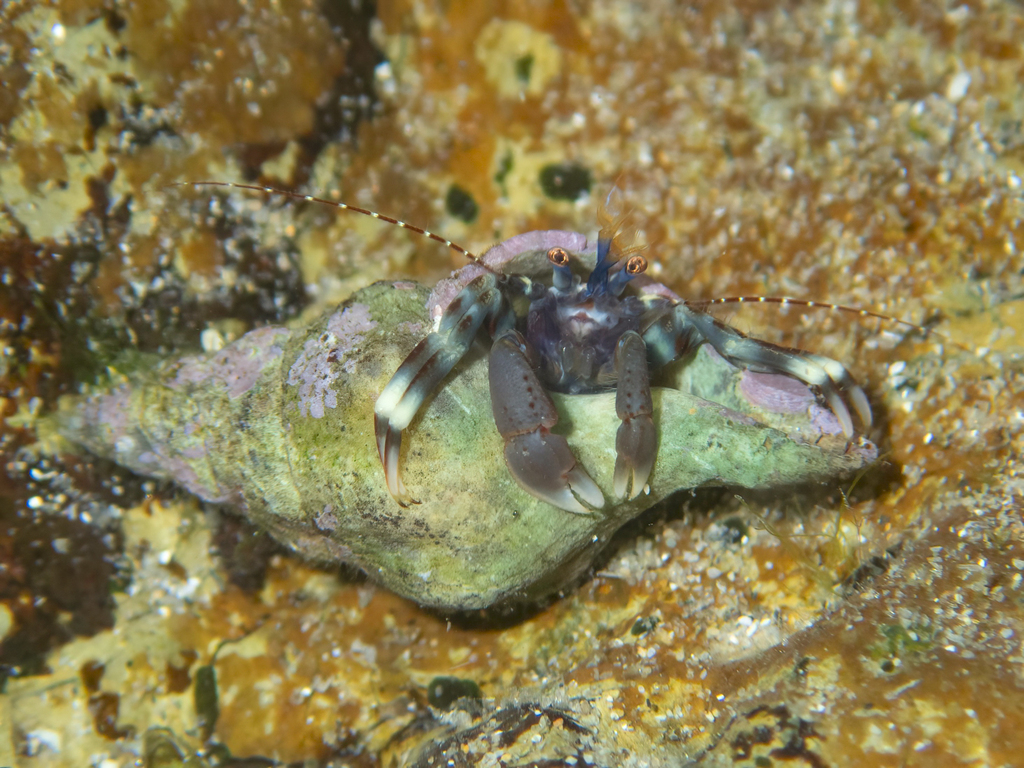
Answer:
55, 183, 878, 608
374, 196, 872, 515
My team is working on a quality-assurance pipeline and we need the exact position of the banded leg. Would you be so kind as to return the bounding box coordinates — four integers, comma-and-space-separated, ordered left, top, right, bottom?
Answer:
613, 331, 657, 500
647, 304, 872, 437
374, 275, 514, 506
489, 331, 603, 515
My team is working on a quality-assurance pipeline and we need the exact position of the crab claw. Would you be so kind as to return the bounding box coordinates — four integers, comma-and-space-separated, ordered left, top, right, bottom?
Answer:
490, 331, 604, 515
503, 431, 604, 515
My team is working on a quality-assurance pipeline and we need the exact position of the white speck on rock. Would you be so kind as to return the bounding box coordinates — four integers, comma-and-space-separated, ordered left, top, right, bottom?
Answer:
200, 327, 226, 352
25, 729, 62, 755
350, 638, 378, 666
946, 71, 971, 101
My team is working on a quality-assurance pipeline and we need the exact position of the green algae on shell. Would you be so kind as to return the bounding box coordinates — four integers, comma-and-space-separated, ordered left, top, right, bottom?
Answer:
56, 247, 876, 610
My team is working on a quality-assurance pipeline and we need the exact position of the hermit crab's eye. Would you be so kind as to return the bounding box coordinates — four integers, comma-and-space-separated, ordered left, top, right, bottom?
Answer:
547, 247, 570, 266
625, 255, 648, 275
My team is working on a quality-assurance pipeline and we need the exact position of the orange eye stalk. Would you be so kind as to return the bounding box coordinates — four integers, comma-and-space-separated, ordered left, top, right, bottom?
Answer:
547, 247, 570, 266
625, 255, 647, 275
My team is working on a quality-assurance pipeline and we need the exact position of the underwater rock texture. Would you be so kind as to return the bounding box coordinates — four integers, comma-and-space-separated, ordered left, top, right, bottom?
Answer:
2, 0, 1024, 765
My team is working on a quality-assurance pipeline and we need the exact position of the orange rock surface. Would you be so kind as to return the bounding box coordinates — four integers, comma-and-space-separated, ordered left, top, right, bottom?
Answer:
2, 0, 1023, 765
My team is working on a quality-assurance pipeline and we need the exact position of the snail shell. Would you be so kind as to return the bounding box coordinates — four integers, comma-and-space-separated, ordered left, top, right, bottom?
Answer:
57, 241, 876, 610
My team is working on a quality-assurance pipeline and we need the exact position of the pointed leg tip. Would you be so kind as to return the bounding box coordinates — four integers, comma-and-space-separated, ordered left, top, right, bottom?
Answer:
826, 393, 854, 438
385, 473, 419, 508
567, 467, 604, 510
395, 479, 420, 507
536, 475, 603, 515
564, 500, 596, 516
536, 486, 594, 515
850, 386, 873, 430
613, 466, 628, 501
613, 477, 642, 502
614, 457, 654, 502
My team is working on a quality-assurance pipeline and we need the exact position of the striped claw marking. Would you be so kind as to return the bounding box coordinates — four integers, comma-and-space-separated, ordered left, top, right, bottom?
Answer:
644, 303, 872, 438
373, 274, 513, 506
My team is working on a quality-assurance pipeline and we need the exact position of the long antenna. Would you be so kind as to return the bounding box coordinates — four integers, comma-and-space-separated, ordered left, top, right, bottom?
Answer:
176, 181, 499, 273
687, 295, 972, 352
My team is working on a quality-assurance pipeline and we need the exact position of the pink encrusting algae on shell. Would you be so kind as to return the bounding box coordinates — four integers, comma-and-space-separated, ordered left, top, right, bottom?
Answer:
169, 326, 292, 399
287, 304, 376, 418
